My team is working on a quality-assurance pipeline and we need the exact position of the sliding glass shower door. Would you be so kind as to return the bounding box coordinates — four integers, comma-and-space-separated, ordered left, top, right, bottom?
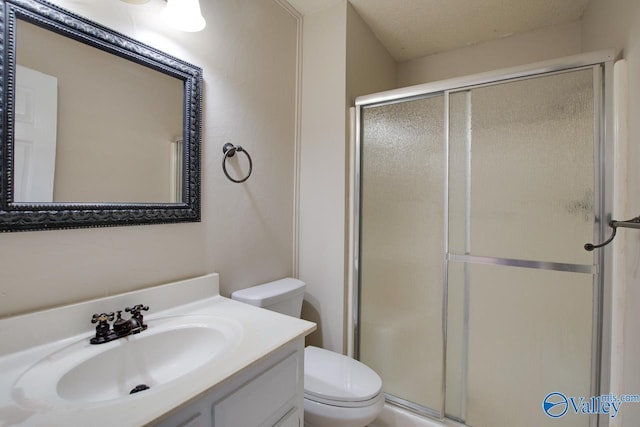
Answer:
446, 69, 596, 427
356, 58, 608, 427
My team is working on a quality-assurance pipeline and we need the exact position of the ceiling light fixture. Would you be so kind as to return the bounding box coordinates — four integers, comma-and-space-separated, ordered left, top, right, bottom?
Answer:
161, 0, 206, 33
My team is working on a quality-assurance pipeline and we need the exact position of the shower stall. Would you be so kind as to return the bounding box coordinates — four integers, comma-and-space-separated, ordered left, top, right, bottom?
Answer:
353, 51, 614, 427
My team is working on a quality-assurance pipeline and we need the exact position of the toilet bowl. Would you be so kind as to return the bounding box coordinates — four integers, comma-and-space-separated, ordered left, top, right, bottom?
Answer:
231, 278, 384, 427
303, 346, 384, 427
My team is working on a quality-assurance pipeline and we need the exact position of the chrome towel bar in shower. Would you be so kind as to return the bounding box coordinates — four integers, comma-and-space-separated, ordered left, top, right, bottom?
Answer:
584, 215, 640, 251
222, 143, 253, 183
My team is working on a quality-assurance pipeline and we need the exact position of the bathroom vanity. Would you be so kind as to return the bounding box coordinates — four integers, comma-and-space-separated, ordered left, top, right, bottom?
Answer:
0, 273, 316, 426
156, 340, 304, 427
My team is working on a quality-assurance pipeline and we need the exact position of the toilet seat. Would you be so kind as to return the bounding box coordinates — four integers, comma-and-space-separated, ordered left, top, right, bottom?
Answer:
304, 346, 383, 409
304, 391, 383, 408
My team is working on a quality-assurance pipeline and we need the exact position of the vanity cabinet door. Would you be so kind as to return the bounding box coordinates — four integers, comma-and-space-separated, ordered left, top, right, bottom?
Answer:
212, 351, 300, 427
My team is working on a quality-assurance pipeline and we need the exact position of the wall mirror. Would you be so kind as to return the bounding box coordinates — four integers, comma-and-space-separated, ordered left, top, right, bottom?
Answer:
0, 0, 202, 231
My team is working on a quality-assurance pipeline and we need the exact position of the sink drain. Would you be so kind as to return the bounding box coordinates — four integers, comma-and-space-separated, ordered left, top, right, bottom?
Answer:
130, 384, 150, 394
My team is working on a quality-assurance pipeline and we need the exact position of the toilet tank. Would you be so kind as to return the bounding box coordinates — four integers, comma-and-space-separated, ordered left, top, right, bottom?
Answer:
230, 278, 305, 318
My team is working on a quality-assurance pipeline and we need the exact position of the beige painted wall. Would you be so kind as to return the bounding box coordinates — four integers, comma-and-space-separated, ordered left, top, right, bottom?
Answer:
397, 21, 582, 87
582, 1, 640, 425
298, 1, 395, 352
0, 0, 298, 318
298, 2, 348, 351
346, 3, 396, 107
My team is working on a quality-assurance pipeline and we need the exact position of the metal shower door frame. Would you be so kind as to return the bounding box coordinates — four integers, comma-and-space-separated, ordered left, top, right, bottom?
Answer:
352, 50, 615, 425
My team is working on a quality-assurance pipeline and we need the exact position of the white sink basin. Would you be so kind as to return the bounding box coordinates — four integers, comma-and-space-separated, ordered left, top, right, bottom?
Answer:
13, 315, 242, 407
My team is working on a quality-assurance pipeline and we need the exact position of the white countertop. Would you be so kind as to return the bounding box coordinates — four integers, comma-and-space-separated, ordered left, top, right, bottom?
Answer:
0, 273, 316, 426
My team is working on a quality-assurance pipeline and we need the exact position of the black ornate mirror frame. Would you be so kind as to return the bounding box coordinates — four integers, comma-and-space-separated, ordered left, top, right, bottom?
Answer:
0, 0, 202, 232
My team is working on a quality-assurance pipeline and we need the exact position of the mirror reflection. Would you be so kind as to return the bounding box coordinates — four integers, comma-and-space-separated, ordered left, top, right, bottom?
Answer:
15, 19, 184, 204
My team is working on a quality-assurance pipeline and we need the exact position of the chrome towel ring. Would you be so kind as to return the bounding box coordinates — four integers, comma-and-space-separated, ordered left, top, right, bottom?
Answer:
222, 143, 253, 183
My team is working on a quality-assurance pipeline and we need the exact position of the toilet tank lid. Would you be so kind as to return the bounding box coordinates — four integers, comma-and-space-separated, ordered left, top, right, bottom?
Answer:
231, 278, 305, 307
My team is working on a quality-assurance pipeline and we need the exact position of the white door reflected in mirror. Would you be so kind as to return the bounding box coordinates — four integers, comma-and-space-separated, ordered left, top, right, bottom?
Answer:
14, 65, 58, 203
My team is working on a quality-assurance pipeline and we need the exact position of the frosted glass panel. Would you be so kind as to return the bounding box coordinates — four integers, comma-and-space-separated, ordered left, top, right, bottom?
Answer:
449, 91, 471, 257
463, 263, 593, 427
444, 262, 466, 420
359, 95, 445, 412
449, 69, 595, 265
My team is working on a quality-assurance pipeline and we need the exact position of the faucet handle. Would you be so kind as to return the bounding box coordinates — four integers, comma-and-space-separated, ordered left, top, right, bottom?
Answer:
125, 304, 149, 332
125, 304, 149, 317
90, 312, 115, 344
91, 312, 115, 324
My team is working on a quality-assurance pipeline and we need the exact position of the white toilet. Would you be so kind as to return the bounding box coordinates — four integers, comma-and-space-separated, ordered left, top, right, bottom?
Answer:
231, 278, 384, 427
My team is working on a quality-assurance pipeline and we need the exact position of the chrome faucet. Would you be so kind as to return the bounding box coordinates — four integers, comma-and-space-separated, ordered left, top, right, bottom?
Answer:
90, 304, 149, 344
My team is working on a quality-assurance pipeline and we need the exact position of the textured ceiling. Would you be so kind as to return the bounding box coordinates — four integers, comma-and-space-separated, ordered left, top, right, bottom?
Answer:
287, 0, 589, 62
